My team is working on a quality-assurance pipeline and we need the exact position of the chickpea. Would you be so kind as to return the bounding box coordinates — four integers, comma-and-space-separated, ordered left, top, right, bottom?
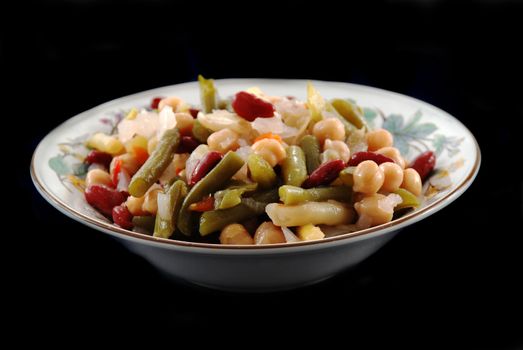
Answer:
158, 96, 184, 112
376, 146, 406, 168
254, 222, 286, 245
142, 184, 163, 215
251, 138, 286, 167
126, 195, 147, 216
312, 118, 345, 144
401, 168, 422, 196
85, 169, 112, 188
207, 128, 240, 153
175, 112, 194, 134
147, 136, 158, 155
379, 162, 404, 192
365, 128, 393, 151
220, 224, 254, 245
355, 193, 394, 228
321, 139, 351, 163
353, 160, 385, 194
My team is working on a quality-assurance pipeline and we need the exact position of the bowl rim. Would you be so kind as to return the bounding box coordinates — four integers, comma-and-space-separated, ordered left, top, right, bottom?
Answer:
30, 78, 481, 251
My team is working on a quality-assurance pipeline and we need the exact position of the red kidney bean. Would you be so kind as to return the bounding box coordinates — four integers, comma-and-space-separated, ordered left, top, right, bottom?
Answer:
112, 204, 133, 229
85, 184, 127, 216
302, 160, 345, 189
347, 151, 394, 167
189, 151, 223, 186
177, 136, 200, 154
232, 91, 275, 121
410, 151, 436, 181
189, 108, 200, 118
85, 150, 113, 169
150, 97, 163, 110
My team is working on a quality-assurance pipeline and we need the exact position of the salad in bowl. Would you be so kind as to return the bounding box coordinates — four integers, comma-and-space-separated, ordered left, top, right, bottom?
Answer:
78, 76, 436, 245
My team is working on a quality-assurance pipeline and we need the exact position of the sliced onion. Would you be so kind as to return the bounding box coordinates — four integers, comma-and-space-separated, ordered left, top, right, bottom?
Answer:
156, 192, 171, 220
197, 110, 252, 136
156, 106, 177, 140
231, 146, 252, 181
281, 226, 301, 243
429, 171, 452, 190
116, 169, 130, 193
275, 98, 311, 144
347, 128, 368, 154
117, 110, 160, 143
251, 113, 299, 140
378, 193, 403, 212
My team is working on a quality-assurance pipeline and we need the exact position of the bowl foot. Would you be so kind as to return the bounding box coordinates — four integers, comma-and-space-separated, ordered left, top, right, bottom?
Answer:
186, 274, 338, 293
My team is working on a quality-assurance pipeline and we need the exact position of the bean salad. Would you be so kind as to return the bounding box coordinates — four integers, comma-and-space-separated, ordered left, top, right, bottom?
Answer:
83, 76, 436, 245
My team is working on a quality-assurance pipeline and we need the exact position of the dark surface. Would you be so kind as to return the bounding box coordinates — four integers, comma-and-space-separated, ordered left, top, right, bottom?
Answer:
5, 0, 522, 346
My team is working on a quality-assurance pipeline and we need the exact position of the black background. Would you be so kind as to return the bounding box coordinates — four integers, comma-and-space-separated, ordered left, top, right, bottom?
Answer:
5, 0, 523, 347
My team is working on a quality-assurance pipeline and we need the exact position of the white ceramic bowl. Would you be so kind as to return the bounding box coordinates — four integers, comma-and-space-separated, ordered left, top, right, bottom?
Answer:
31, 79, 480, 291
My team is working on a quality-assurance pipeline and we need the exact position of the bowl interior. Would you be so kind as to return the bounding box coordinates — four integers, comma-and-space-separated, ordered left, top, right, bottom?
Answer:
31, 79, 480, 250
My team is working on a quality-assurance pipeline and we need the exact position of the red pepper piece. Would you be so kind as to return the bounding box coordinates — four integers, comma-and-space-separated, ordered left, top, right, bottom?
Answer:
85, 150, 112, 169
231, 91, 275, 121
112, 204, 133, 229
177, 136, 200, 154
188, 196, 214, 212
189, 151, 223, 186
302, 160, 345, 189
112, 158, 122, 187
150, 97, 163, 110
347, 151, 395, 167
85, 184, 127, 216
410, 151, 436, 181
132, 146, 149, 165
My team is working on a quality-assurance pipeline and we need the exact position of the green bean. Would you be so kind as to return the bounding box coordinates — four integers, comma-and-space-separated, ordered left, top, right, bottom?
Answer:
325, 101, 357, 135
394, 188, 420, 209
281, 146, 307, 187
132, 216, 156, 233
247, 154, 277, 189
154, 180, 187, 238
177, 151, 245, 236
199, 189, 277, 236
199, 203, 256, 236
214, 183, 258, 210
278, 185, 351, 205
330, 98, 368, 131
251, 188, 279, 203
129, 128, 180, 197
192, 119, 212, 144
198, 75, 217, 113
338, 166, 356, 187
299, 135, 321, 174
